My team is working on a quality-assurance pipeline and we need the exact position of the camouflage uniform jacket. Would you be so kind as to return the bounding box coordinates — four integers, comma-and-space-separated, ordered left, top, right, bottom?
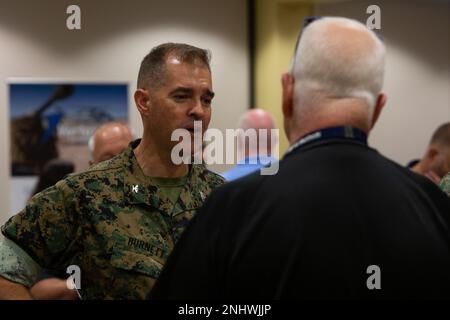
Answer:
439, 172, 450, 196
1, 140, 224, 299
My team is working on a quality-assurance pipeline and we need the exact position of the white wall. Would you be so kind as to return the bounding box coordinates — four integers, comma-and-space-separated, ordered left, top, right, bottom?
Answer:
316, 0, 450, 164
0, 0, 249, 224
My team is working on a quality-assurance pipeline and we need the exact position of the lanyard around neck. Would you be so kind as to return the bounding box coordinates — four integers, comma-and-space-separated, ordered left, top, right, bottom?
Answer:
285, 126, 368, 157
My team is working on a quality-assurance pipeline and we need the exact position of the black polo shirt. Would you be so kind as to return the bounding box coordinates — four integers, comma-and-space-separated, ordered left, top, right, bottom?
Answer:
151, 137, 450, 299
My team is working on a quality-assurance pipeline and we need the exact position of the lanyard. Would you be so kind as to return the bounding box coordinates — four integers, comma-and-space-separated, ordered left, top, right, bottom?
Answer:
285, 126, 368, 157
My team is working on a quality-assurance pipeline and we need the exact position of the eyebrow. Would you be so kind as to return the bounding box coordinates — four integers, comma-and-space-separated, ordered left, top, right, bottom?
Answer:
170, 87, 215, 98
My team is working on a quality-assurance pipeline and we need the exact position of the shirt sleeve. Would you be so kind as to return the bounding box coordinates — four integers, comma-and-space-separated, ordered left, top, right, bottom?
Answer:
439, 173, 450, 196
1, 179, 82, 277
0, 237, 42, 287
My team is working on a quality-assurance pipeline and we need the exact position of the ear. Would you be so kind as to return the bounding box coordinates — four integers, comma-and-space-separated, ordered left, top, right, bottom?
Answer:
134, 89, 151, 116
427, 145, 439, 160
370, 93, 387, 129
281, 72, 294, 120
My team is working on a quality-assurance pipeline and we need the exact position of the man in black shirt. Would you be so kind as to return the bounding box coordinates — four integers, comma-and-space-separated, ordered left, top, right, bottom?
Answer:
151, 17, 450, 299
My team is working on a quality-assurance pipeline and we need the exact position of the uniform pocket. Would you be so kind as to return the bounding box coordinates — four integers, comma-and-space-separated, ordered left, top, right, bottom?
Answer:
110, 246, 163, 279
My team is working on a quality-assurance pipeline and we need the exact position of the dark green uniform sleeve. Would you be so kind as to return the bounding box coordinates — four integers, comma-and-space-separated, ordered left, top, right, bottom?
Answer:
1, 178, 82, 271
439, 172, 450, 196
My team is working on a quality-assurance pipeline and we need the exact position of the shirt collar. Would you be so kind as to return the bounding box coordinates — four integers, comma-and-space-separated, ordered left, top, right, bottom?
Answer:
122, 139, 207, 216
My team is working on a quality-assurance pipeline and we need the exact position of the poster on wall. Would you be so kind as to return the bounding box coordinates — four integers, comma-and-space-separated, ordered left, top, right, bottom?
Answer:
9, 81, 129, 215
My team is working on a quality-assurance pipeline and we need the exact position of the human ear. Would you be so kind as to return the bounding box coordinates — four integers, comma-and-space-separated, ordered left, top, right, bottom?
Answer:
134, 89, 151, 116
370, 93, 387, 129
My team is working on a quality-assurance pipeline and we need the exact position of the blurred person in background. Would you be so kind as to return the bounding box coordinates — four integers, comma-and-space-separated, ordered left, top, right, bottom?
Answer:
407, 122, 450, 184
31, 159, 74, 197
221, 108, 278, 181
88, 121, 133, 165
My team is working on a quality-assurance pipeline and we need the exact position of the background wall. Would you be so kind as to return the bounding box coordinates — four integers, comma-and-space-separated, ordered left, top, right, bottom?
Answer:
0, 0, 250, 223
254, 0, 314, 155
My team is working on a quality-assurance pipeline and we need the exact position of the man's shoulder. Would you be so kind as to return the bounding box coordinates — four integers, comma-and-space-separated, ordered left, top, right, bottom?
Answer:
208, 167, 265, 204
74, 153, 125, 177
54, 153, 126, 194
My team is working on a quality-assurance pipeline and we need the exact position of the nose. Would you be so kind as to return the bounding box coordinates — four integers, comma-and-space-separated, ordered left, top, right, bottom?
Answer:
188, 98, 205, 120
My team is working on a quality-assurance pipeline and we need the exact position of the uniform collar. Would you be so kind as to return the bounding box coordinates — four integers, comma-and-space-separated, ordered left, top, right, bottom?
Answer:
122, 139, 208, 216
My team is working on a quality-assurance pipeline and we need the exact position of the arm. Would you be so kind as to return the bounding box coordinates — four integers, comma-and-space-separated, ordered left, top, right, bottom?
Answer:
30, 278, 79, 300
0, 237, 41, 299
0, 276, 32, 300
1, 180, 81, 299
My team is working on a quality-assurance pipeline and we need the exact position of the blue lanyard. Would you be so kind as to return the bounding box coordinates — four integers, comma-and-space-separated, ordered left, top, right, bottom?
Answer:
285, 126, 368, 156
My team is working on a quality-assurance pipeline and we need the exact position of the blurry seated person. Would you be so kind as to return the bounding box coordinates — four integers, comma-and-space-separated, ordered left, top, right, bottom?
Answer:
408, 122, 450, 184
31, 159, 74, 197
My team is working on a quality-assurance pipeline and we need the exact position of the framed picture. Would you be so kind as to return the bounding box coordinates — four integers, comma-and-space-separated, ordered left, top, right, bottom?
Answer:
9, 80, 129, 214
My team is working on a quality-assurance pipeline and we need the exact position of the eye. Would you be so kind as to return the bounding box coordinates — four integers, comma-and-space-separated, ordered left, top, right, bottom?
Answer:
174, 95, 188, 100
202, 97, 212, 105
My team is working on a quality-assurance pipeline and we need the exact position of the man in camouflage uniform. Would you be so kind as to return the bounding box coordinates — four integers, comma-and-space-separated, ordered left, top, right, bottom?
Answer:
0, 43, 224, 299
440, 172, 450, 196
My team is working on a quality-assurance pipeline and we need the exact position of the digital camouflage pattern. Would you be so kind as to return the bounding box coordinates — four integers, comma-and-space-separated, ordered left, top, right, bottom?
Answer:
439, 172, 450, 196
1, 139, 224, 299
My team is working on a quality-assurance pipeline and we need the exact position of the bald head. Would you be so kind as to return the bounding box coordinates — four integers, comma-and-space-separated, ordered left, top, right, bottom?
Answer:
283, 17, 386, 143
293, 17, 385, 107
238, 109, 276, 131
89, 122, 133, 165
237, 108, 277, 157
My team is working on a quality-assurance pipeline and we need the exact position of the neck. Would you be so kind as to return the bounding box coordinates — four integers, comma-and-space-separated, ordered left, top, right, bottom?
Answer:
134, 136, 189, 178
289, 100, 371, 145
411, 160, 426, 175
